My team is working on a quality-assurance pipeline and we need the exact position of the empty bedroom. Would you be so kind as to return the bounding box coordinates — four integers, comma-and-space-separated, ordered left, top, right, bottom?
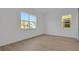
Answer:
0, 8, 79, 51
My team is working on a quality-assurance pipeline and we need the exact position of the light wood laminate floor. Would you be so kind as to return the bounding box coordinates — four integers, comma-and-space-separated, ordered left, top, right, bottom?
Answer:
0, 35, 79, 51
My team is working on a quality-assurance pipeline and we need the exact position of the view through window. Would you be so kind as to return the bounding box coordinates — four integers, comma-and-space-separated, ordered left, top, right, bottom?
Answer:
62, 15, 72, 28
21, 12, 37, 29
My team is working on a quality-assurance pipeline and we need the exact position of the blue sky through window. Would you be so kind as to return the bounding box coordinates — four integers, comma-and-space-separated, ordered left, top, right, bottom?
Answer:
21, 12, 36, 22
21, 12, 29, 21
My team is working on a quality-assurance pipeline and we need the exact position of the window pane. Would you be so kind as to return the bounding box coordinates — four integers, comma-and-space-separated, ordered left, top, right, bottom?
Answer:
62, 15, 72, 28
21, 12, 30, 29
24, 21, 29, 29
29, 15, 37, 22
30, 21, 36, 29
29, 15, 37, 29
21, 20, 30, 29
21, 12, 29, 21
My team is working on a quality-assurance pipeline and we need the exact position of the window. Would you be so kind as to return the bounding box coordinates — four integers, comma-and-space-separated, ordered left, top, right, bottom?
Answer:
61, 15, 72, 28
21, 12, 37, 29
29, 15, 37, 29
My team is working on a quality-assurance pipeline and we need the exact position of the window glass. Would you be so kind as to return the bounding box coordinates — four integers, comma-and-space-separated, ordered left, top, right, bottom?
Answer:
21, 12, 37, 29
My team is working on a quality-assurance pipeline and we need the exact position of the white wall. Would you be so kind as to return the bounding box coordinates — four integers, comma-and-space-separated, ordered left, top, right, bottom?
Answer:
45, 8, 78, 39
0, 8, 44, 46
78, 8, 79, 40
